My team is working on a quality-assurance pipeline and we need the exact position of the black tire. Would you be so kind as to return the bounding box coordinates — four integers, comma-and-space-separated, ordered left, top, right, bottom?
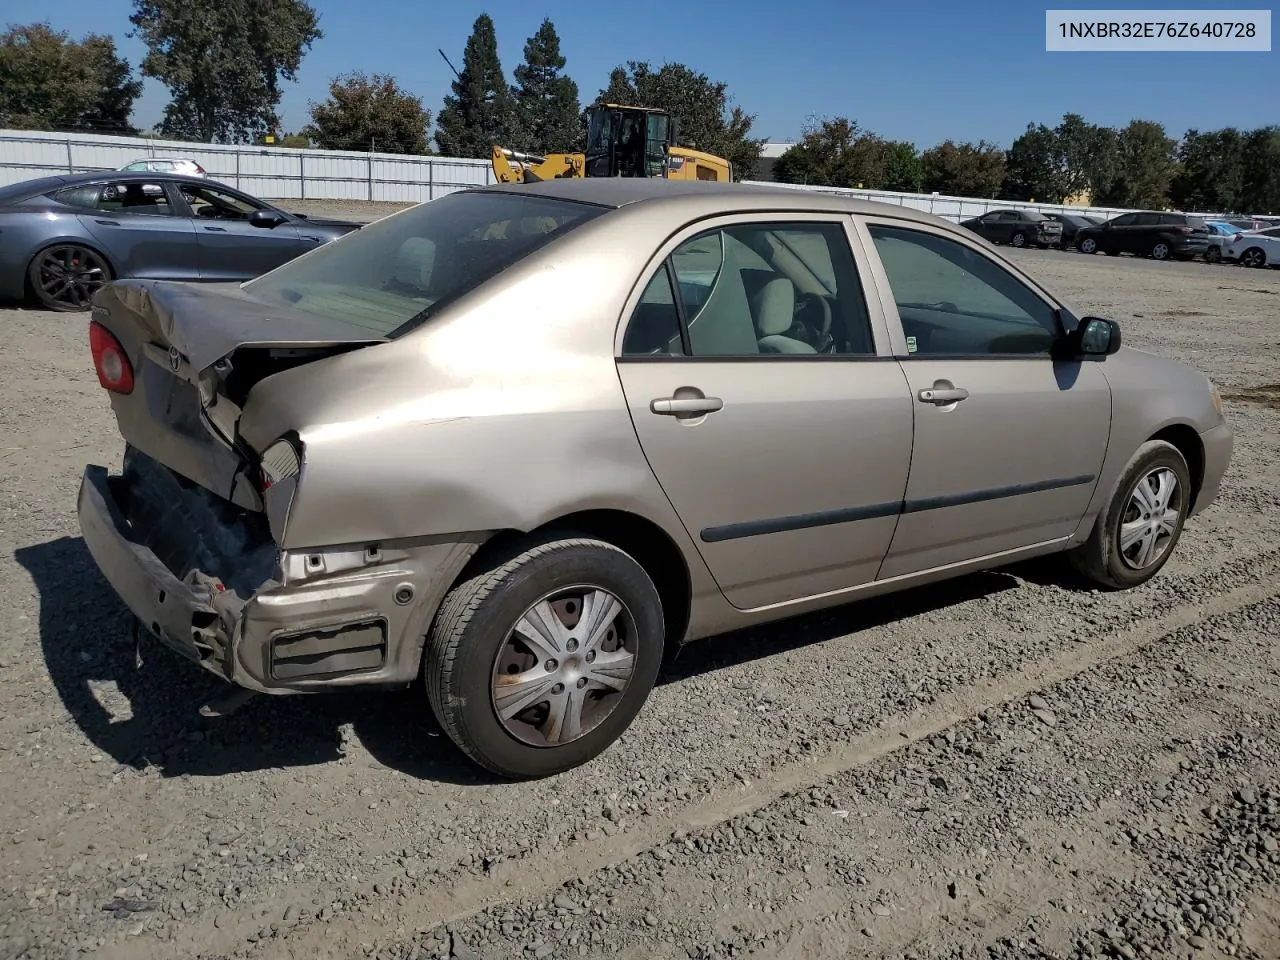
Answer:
1205, 246, 1222, 264
26, 243, 113, 312
1065, 439, 1192, 590
1150, 240, 1171, 261
1077, 236, 1098, 255
1240, 247, 1267, 269
1010, 231, 1027, 248
423, 534, 665, 779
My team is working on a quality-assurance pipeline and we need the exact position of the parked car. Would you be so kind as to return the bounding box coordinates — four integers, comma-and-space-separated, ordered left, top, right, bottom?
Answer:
1074, 211, 1210, 260
77, 178, 1233, 779
1203, 220, 1243, 263
0, 171, 361, 311
1223, 228, 1280, 268
1041, 212, 1094, 249
959, 208, 1063, 248
120, 157, 207, 177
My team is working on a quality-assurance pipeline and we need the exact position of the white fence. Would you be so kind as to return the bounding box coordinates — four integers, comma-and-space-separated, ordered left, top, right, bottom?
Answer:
0, 129, 494, 203
0, 127, 1249, 224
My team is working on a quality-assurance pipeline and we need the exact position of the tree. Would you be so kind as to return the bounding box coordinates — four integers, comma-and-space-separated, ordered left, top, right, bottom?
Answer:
129, 0, 322, 143
0, 23, 141, 133
882, 141, 923, 192
509, 18, 580, 155
434, 14, 516, 158
1002, 122, 1058, 201
1097, 120, 1176, 208
920, 140, 1006, 197
593, 61, 762, 181
1170, 128, 1246, 212
1240, 126, 1280, 214
305, 72, 432, 154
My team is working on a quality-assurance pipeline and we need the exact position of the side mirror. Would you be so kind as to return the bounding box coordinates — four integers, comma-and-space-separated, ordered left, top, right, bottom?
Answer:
249, 209, 286, 229
1077, 316, 1122, 356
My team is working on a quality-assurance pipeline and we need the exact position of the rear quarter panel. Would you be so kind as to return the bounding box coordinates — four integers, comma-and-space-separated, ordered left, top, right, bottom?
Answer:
0, 208, 106, 302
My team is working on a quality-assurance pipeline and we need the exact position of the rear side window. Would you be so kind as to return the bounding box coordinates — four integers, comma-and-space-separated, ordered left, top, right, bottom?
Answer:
52, 184, 103, 209
243, 191, 607, 336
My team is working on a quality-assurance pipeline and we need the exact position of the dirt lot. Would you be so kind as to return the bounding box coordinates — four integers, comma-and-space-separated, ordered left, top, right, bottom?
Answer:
1, 205, 1279, 960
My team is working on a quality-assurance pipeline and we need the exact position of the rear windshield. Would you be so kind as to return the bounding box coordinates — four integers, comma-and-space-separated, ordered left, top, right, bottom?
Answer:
242, 190, 607, 336
0, 176, 68, 204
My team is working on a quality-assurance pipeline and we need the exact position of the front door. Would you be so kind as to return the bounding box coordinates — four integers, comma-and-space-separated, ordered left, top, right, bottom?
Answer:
175, 182, 307, 280
615, 214, 914, 611
858, 217, 1112, 579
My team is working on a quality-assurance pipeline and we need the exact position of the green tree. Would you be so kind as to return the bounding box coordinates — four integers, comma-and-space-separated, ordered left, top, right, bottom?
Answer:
593, 61, 762, 180
129, 0, 322, 143
882, 141, 922, 192
1097, 120, 1176, 208
509, 18, 580, 155
920, 140, 1006, 197
434, 13, 516, 158
1170, 128, 1246, 212
1240, 125, 1280, 214
0, 23, 141, 133
305, 72, 432, 154
1002, 122, 1058, 201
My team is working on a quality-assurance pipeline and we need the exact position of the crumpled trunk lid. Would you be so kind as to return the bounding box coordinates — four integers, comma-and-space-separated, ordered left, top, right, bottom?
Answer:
91, 279, 384, 510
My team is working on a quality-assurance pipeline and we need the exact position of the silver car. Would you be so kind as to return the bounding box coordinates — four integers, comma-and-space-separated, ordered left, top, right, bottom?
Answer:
76, 179, 1233, 779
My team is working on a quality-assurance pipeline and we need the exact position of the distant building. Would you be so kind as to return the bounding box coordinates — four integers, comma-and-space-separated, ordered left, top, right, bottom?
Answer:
754, 142, 797, 181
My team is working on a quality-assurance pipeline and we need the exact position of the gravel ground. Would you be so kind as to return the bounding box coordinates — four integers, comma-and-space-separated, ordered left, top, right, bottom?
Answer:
1, 214, 1278, 960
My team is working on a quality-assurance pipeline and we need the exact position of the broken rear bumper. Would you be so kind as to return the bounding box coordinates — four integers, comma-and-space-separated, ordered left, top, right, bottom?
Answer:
77, 460, 480, 694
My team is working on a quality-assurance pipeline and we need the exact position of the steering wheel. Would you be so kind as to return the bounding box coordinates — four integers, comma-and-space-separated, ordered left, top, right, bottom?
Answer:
795, 292, 832, 347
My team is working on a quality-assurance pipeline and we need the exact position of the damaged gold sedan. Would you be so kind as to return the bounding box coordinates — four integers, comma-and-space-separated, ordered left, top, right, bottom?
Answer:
78, 178, 1232, 779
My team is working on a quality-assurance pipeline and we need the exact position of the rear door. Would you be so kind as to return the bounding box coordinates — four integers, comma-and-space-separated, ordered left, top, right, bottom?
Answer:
855, 215, 1111, 579
173, 181, 309, 280
69, 178, 199, 280
614, 212, 915, 611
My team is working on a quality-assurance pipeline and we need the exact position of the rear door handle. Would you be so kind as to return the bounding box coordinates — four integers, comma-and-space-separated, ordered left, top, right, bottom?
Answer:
651, 396, 723, 417
918, 386, 969, 404
203, 226, 227, 233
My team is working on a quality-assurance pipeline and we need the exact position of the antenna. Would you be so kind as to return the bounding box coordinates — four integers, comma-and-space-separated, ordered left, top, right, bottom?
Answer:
438, 49, 461, 80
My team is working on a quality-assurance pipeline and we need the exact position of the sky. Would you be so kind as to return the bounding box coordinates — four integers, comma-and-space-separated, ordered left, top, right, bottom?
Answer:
19, 0, 1279, 148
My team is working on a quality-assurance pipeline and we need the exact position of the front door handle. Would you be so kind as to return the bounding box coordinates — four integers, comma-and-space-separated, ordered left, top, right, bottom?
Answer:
203, 226, 227, 233
918, 386, 969, 404
94, 219, 120, 226
651, 396, 724, 417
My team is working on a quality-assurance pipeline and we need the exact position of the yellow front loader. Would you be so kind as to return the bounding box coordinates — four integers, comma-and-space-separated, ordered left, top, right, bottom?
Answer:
491, 103, 733, 185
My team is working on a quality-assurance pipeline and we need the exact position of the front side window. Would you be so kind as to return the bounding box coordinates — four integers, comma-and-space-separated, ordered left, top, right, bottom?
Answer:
179, 183, 260, 219
243, 190, 607, 336
867, 224, 1060, 357
620, 220, 875, 358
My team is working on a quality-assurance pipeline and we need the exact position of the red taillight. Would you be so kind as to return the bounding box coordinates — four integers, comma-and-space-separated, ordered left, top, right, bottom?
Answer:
89, 320, 134, 394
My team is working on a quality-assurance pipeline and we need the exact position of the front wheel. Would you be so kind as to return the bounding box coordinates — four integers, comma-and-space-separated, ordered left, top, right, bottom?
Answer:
1078, 237, 1098, 254
1151, 241, 1171, 261
1205, 246, 1222, 264
423, 534, 665, 779
1065, 440, 1192, 590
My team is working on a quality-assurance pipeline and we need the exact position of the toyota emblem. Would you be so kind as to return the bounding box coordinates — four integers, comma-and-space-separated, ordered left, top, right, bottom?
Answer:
168, 346, 181, 372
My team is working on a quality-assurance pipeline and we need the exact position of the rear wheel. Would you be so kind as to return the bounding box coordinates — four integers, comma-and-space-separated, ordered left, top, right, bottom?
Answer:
1065, 440, 1191, 590
1010, 231, 1027, 248
27, 244, 112, 312
423, 534, 665, 779
1240, 247, 1267, 269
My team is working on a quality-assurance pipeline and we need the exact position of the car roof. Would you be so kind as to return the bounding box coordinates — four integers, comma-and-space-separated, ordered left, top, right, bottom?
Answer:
57, 169, 211, 187
472, 177, 954, 229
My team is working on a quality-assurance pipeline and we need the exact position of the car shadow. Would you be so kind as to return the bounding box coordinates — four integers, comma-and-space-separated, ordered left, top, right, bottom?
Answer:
16, 535, 1057, 786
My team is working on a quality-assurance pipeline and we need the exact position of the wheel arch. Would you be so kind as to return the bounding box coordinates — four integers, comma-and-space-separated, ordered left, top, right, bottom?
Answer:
448, 508, 694, 653
1149, 422, 1205, 512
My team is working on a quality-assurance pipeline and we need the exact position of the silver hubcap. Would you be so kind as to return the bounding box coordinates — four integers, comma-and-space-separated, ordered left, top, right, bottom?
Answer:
1118, 467, 1181, 570
490, 586, 637, 747
1153, 244, 1168, 259
1012, 233, 1025, 247
1082, 240, 1095, 253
